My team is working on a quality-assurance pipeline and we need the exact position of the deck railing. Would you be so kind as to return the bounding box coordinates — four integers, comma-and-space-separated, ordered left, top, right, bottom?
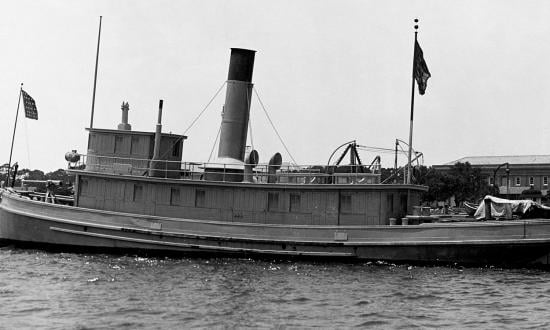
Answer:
68, 154, 382, 185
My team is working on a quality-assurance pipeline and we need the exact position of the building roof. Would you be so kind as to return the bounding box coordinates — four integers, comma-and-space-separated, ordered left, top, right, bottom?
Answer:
442, 155, 550, 166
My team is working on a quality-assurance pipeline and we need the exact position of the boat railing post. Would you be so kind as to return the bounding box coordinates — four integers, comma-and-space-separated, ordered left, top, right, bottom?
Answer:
223, 163, 226, 182
164, 160, 167, 179
484, 197, 492, 220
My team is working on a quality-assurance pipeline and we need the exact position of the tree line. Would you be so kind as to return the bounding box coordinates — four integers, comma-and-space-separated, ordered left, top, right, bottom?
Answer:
1, 167, 75, 195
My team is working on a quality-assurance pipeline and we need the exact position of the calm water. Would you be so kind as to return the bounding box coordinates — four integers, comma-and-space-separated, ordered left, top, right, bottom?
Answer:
1, 247, 550, 329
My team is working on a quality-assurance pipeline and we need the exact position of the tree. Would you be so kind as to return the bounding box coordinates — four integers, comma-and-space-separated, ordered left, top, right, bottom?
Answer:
412, 162, 496, 205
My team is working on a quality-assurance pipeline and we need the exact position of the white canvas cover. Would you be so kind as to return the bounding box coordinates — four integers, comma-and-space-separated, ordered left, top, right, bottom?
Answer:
474, 195, 536, 219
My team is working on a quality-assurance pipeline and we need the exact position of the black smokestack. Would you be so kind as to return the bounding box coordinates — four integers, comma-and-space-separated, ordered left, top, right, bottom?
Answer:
217, 48, 256, 162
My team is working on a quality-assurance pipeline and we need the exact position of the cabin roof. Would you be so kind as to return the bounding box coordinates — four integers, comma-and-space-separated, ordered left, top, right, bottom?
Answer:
86, 128, 187, 139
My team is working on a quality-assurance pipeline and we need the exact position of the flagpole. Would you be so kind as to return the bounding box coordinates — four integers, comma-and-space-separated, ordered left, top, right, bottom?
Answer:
406, 20, 419, 185
7, 83, 23, 187
90, 15, 102, 129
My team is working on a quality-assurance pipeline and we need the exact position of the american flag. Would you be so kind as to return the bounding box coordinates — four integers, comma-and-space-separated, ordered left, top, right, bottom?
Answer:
21, 89, 38, 120
414, 40, 431, 95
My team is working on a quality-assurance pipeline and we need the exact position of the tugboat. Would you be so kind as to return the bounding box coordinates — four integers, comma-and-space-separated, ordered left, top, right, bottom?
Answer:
2, 48, 550, 266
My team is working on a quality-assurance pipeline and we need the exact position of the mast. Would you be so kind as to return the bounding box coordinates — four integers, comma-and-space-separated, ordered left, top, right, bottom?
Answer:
406, 20, 419, 184
6, 84, 23, 187
89, 16, 102, 129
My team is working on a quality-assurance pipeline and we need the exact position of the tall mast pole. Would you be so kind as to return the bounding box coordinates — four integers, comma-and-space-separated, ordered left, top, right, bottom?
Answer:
90, 16, 102, 128
407, 20, 419, 184
7, 83, 23, 187
394, 139, 398, 183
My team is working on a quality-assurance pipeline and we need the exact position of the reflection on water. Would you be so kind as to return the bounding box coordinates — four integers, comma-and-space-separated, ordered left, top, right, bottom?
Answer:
1, 247, 550, 329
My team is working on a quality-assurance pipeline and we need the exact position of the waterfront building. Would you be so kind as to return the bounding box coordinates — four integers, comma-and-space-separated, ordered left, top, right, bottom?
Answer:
432, 156, 550, 203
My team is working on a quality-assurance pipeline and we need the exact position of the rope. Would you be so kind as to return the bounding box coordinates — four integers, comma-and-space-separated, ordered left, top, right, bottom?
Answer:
253, 87, 298, 165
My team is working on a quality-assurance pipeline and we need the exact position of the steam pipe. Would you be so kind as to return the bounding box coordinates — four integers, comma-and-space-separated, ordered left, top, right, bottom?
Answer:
149, 100, 163, 177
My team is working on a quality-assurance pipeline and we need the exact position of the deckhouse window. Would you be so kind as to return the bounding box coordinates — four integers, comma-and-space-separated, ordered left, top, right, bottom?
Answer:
489, 177, 494, 186
386, 193, 394, 213
515, 177, 521, 186
80, 178, 89, 195
133, 184, 143, 202
170, 188, 180, 206
544, 176, 548, 186
195, 189, 206, 207
290, 193, 301, 212
340, 194, 352, 214
529, 177, 534, 186
268, 192, 280, 211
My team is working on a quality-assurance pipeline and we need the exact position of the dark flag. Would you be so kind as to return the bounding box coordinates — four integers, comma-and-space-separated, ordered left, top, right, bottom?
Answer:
414, 40, 431, 95
21, 89, 38, 120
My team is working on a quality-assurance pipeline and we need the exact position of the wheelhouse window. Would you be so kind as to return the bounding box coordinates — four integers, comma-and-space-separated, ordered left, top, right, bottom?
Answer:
544, 176, 548, 186
529, 177, 534, 186
515, 177, 521, 186
172, 140, 181, 157
114, 135, 124, 154
130, 136, 140, 155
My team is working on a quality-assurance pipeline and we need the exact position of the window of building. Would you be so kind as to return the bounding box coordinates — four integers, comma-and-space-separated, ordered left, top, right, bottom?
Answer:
268, 192, 279, 211
340, 194, 352, 214
170, 188, 180, 206
544, 176, 548, 186
114, 135, 124, 154
195, 189, 205, 207
501, 176, 507, 186
529, 177, 534, 186
290, 193, 301, 212
133, 184, 143, 202
515, 177, 521, 186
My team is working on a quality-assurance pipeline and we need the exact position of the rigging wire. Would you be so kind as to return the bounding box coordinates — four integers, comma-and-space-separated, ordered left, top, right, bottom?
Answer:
246, 85, 254, 150
158, 81, 227, 160
253, 87, 298, 165
208, 123, 222, 163
182, 81, 227, 136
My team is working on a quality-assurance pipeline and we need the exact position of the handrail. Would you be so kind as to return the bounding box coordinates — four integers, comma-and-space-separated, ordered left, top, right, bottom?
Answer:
68, 153, 384, 185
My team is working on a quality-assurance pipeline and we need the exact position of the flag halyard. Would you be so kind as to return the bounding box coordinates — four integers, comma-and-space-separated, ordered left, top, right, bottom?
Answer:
21, 90, 38, 120
414, 40, 431, 95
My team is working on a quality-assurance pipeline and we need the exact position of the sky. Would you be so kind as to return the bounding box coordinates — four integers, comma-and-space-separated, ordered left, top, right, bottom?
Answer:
2, 0, 550, 171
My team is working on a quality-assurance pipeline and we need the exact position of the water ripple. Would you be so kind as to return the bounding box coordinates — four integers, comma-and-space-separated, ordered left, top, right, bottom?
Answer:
1, 248, 550, 328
